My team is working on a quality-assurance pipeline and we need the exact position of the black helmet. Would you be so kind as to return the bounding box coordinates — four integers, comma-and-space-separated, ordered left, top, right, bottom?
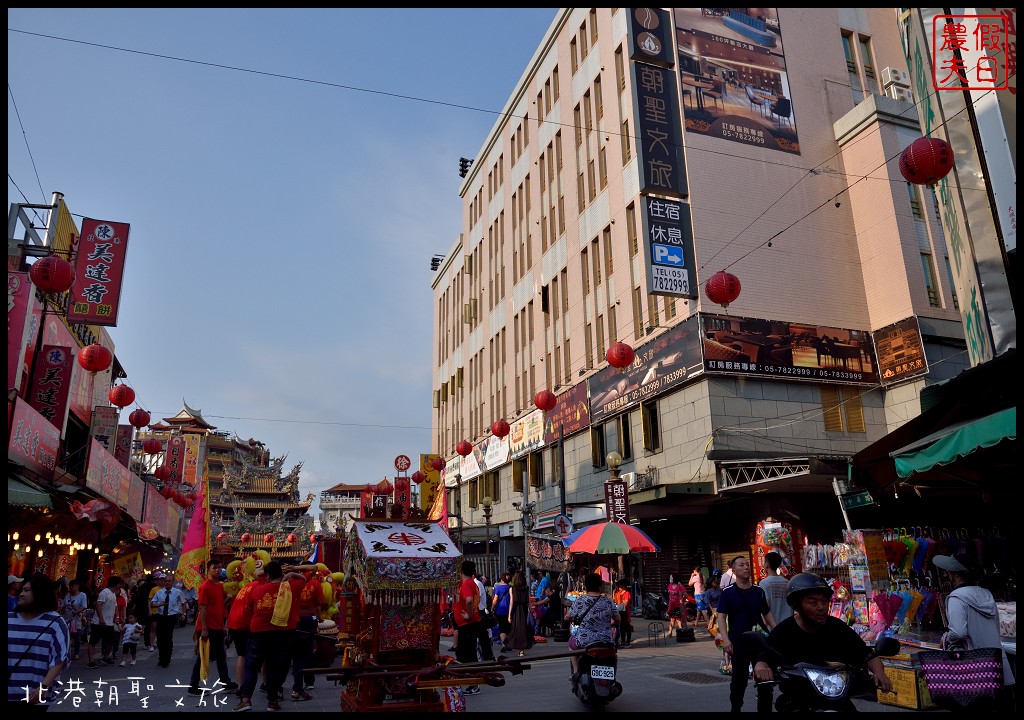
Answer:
785, 573, 831, 610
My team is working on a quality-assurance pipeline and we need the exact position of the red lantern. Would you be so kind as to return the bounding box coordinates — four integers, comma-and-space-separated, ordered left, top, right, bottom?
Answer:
78, 343, 112, 373
128, 408, 151, 428
491, 419, 510, 438
411, 470, 426, 485
28, 256, 75, 294
142, 438, 163, 454
153, 465, 170, 481
309, 533, 321, 544
286, 533, 298, 543
456, 439, 473, 457
534, 389, 557, 412
160, 486, 172, 499
108, 384, 136, 408
705, 270, 742, 310
240, 533, 252, 543
430, 456, 445, 472
606, 341, 635, 370
263, 533, 275, 543
899, 137, 954, 185
216, 532, 228, 543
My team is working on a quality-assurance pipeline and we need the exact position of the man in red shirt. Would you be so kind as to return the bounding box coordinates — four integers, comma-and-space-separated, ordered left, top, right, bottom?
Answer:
188, 561, 237, 695
284, 564, 326, 701
453, 560, 483, 695
234, 561, 306, 713
226, 574, 264, 696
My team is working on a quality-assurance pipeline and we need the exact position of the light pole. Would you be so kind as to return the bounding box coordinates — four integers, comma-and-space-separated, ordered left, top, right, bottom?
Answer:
607, 450, 623, 480
455, 472, 464, 551
482, 495, 493, 578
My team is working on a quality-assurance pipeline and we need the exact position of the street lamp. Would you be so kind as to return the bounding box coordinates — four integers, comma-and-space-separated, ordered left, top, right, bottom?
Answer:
482, 495, 493, 576
607, 451, 623, 479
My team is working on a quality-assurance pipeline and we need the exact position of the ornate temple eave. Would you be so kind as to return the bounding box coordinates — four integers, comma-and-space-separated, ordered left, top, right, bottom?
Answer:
211, 500, 312, 510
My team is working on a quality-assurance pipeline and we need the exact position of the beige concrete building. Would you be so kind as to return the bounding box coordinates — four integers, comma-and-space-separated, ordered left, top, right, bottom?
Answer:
430, 8, 973, 582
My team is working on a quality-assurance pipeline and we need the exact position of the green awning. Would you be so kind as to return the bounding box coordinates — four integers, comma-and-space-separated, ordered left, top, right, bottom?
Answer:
9, 476, 54, 508
891, 407, 1016, 478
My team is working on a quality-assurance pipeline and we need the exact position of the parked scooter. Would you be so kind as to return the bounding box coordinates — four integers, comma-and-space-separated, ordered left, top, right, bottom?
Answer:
641, 592, 669, 620
746, 631, 902, 712
571, 641, 623, 710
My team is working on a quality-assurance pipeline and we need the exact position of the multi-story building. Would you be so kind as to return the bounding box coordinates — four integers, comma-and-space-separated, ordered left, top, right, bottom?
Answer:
429, 8, 1012, 587
319, 481, 364, 534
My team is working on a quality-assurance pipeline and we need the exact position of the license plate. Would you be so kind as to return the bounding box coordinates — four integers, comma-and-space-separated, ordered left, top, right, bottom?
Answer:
591, 665, 615, 680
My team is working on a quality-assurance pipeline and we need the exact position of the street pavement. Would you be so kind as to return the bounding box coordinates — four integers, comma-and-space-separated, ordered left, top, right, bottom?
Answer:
47, 622, 924, 713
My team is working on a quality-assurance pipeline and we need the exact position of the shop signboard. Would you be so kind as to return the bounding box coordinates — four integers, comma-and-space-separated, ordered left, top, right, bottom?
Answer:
483, 434, 509, 470
66, 218, 131, 326
90, 405, 119, 451
127, 474, 146, 521
840, 490, 875, 510
27, 344, 74, 430
630, 61, 688, 198
873, 316, 929, 386
701, 312, 879, 385
509, 409, 544, 459
589, 315, 703, 424
8, 397, 60, 479
458, 440, 484, 481
113, 424, 133, 468
183, 434, 201, 487
419, 453, 443, 512
165, 435, 185, 484
543, 382, 590, 444
85, 438, 133, 510
54, 554, 79, 581
8, 271, 34, 394
604, 479, 630, 524
143, 483, 170, 538
393, 476, 411, 516
626, 7, 674, 67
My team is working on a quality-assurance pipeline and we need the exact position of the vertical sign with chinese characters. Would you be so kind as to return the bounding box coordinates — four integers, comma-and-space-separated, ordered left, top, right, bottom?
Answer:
932, 13, 1010, 91
641, 195, 698, 298
90, 405, 120, 451
8, 271, 35, 394
630, 61, 688, 199
603, 479, 630, 524
9, 397, 61, 479
393, 476, 411, 517
67, 218, 130, 326
183, 434, 201, 487
113, 424, 133, 468
626, 7, 674, 67
166, 435, 185, 484
420, 454, 443, 512
28, 345, 74, 429
359, 486, 374, 518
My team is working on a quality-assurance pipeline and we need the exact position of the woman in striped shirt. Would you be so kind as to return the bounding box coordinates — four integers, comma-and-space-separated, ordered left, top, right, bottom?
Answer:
8, 573, 70, 708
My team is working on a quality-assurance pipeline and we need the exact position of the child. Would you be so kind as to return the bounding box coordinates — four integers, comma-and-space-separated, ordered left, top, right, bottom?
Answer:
119, 612, 143, 667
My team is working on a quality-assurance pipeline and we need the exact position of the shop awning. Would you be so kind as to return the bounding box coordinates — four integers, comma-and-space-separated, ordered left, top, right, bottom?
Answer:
9, 475, 53, 508
891, 407, 1016, 478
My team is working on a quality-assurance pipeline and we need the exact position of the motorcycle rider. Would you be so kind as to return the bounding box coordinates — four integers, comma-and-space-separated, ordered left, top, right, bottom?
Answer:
567, 573, 618, 679
752, 573, 894, 697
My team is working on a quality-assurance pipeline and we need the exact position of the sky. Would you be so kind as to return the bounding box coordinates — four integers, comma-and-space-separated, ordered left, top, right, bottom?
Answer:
8, 8, 558, 525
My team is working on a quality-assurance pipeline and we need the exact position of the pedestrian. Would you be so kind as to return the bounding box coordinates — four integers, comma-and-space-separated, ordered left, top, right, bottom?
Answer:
932, 553, 1016, 712
188, 561, 238, 696
613, 579, 633, 647
7, 573, 70, 708
690, 568, 710, 627
8, 574, 23, 613
720, 558, 737, 591
491, 573, 512, 648
149, 573, 186, 668
233, 561, 306, 712
667, 572, 687, 635
759, 551, 792, 623
226, 574, 264, 697
536, 581, 565, 637
716, 556, 777, 713
118, 612, 143, 667
61, 579, 88, 662
453, 560, 484, 695
284, 563, 326, 701
144, 577, 161, 652
85, 576, 122, 668
473, 573, 495, 662
113, 582, 129, 662
566, 573, 618, 680
504, 570, 533, 657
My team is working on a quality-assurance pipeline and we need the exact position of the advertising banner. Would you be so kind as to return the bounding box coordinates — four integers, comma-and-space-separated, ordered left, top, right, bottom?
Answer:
674, 8, 800, 154
543, 382, 590, 443
86, 438, 132, 509
483, 434, 510, 470
90, 405, 120, 451
8, 271, 34, 393
459, 442, 484, 481
27, 344, 74, 429
873, 316, 929, 386
66, 217, 131, 326
113, 551, 145, 585
589, 315, 704, 424
509, 409, 545, 459
9, 397, 60, 479
54, 554, 79, 582
701, 312, 878, 385
144, 484, 170, 537
183, 433, 201, 487
630, 61, 688, 198
527, 534, 571, 572
113, 424, 133, 468
127, 474, 146, 521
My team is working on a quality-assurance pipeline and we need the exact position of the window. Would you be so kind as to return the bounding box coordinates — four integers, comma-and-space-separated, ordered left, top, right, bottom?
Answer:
647, 294, 660, 330
589, 9, 598, 45
944, 257, 959, 310
858, 36, 876, 86
580, 21, 589, 61
820, 386, 864, 433
483, 470, 500, 503
664, 296, 677, 320
529, 450, 544, 488
571, 37, 579, 74
621, 119, 632, 163
591, 425, 607, 468
641, 399, 661, 451
615, 415, 633, 461
841, 32, 864, 103
921, 253, 940, 307
512, 457, 526, 493
608, 304, 618, 345
577, 170, 586, 213
632, 286, 643, 340
587, 159, 597, 201
596, 314, 606, 359
615, 46, 626, 92
469, 477, 479, 508
592, 238, 601, 287
626, 203, 638, 257
594, 76, 604, 121
908, 183, 923, 219
598, 146, 608, 188
552, 67, 559, 102
581, 247, 590, 295
585, 322, 594, 369
603, 226, 613, 276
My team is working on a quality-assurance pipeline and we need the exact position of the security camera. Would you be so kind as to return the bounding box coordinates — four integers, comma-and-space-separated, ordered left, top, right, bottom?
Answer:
512, 502, 522, 510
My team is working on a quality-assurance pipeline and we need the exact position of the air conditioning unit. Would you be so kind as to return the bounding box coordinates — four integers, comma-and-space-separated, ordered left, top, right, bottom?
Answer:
620, 471, 636, 488
885, 85, 913, 104
464, 254, 473, 276
881, 66, 910, 88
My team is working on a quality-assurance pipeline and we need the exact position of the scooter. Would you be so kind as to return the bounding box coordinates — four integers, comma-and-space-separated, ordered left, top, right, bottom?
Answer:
746, 631, 902, 712
571, 641, 623, 710
641, 592, 669, 620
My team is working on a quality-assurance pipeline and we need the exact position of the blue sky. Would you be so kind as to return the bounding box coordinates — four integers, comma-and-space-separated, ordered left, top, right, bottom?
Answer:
8, 8, 557, 523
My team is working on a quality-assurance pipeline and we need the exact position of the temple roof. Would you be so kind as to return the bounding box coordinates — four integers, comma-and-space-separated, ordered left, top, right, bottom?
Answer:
323, 481, 370, 494
162, 400, 217, 430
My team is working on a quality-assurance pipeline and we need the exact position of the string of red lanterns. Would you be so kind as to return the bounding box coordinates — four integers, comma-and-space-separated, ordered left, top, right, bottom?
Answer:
153, 465, 171, 481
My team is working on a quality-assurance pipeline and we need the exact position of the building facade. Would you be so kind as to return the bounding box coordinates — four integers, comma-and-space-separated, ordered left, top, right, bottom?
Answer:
429, 8, 1008, 587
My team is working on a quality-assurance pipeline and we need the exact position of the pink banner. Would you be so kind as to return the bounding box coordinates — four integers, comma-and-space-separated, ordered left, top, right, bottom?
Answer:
127, 475, 145, 521
66, 218, 131, 326
8, 397, 60, 478
7, 271, 35, 393
113, 424, 133, 468
166, 436, 185, 484
144, 483, 169, 537
28, 344, 74, 428
86, 438, 133, 509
